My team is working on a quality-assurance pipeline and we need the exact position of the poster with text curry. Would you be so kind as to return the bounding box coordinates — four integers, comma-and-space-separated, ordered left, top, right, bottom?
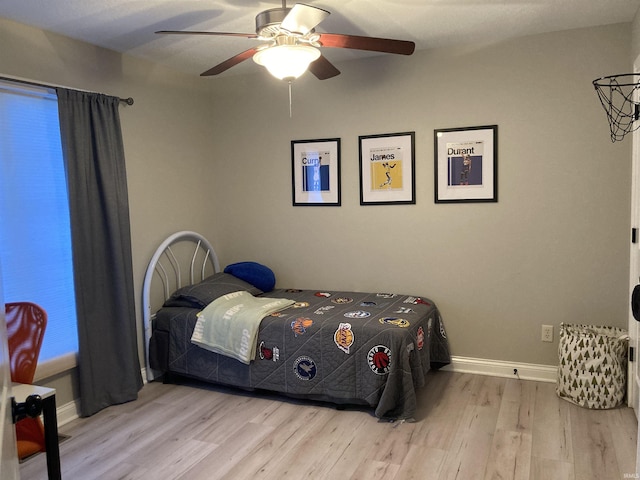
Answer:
291, 138, 341, 206
359, 132, 415, 205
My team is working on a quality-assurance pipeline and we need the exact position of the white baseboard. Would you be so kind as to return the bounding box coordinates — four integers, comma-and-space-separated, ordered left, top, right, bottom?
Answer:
441, 355, 557, 383
56, 399, 80, 427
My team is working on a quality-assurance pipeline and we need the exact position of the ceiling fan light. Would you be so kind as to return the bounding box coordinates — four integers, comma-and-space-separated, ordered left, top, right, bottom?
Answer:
253, 44, 321, 80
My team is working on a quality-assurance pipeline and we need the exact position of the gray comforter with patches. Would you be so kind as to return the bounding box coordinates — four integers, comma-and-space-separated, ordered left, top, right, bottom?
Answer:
150, 278, 450, 420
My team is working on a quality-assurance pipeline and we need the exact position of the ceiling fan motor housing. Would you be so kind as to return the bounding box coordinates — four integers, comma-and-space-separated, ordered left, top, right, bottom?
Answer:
157, 3, 415, 79
255, 8, 291, 37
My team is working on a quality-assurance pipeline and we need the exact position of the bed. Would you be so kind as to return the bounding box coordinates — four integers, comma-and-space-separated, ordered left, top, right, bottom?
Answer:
143, 231, 450, 420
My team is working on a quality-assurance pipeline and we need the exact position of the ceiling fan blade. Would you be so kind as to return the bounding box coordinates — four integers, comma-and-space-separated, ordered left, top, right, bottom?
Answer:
200, 47, 260, 76
156, 30, 258, 39
281, 3, 330, 35
308, 55, 340, 80
318, 33, 415, 55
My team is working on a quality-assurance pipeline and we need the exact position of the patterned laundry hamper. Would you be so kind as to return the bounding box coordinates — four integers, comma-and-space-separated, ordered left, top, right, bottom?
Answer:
556, 323, 629, 409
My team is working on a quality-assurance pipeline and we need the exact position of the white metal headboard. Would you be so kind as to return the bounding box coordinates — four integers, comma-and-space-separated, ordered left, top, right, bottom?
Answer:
142, 231, 220, 382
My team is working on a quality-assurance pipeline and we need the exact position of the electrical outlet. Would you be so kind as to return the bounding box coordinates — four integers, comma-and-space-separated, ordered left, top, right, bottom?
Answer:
542, 325, 553, 342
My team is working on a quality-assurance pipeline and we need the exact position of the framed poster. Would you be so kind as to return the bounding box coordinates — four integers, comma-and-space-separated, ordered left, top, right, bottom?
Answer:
291, 138, 341, 206
434, 125, 498, 203
359, 132, 415, 205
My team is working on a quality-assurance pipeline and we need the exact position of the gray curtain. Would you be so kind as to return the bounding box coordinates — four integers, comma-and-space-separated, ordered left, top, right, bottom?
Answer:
56, 88, 142, 417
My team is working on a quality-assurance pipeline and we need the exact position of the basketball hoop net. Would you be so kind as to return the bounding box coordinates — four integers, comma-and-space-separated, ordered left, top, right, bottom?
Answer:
593, 73, 640, 142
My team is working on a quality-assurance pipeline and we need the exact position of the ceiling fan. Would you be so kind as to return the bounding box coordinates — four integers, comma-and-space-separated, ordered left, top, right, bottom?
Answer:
156, 1, 416, 81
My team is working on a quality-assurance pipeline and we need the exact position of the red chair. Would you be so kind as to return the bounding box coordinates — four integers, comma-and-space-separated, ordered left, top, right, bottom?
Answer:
6, 302, 47, 460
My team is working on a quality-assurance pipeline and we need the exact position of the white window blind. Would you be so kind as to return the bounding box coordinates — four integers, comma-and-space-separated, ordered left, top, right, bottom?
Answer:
0, 80, 78, 365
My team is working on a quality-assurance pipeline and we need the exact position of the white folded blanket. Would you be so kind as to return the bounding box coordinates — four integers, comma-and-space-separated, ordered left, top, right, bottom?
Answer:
191, 290, 294, 364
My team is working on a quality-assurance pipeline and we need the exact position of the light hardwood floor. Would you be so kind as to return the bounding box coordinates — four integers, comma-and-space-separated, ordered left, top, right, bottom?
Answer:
19, 371, 638, 480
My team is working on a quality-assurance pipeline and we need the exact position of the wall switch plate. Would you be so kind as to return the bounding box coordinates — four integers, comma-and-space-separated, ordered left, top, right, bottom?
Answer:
542, 324, 553, 342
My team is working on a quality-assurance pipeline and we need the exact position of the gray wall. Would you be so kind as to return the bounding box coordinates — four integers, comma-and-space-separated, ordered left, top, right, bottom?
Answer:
208, 24, 633, 367
0, 17, 633, 408
632, 8, 640, 60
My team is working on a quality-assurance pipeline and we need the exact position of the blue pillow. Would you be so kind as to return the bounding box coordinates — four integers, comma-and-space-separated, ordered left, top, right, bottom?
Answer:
224, 262, 276, 292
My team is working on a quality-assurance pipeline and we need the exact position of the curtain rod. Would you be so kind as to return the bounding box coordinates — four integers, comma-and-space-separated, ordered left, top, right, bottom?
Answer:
0, 75, 134, 105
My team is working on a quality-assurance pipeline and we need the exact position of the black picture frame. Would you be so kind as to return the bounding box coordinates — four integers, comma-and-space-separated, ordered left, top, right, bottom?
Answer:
359, 132, 416, 205
434, 125, 498, 203
291, 138, 341, 206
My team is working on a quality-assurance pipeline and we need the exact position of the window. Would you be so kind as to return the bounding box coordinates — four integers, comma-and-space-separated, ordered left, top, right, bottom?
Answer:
0, 80, 78, 374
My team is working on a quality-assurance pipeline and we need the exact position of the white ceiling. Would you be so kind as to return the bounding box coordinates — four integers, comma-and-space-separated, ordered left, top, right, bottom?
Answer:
1, 0, 639, 78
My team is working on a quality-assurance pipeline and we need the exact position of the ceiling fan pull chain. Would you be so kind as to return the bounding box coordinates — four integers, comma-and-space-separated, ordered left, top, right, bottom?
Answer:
288, 80, 293, 118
